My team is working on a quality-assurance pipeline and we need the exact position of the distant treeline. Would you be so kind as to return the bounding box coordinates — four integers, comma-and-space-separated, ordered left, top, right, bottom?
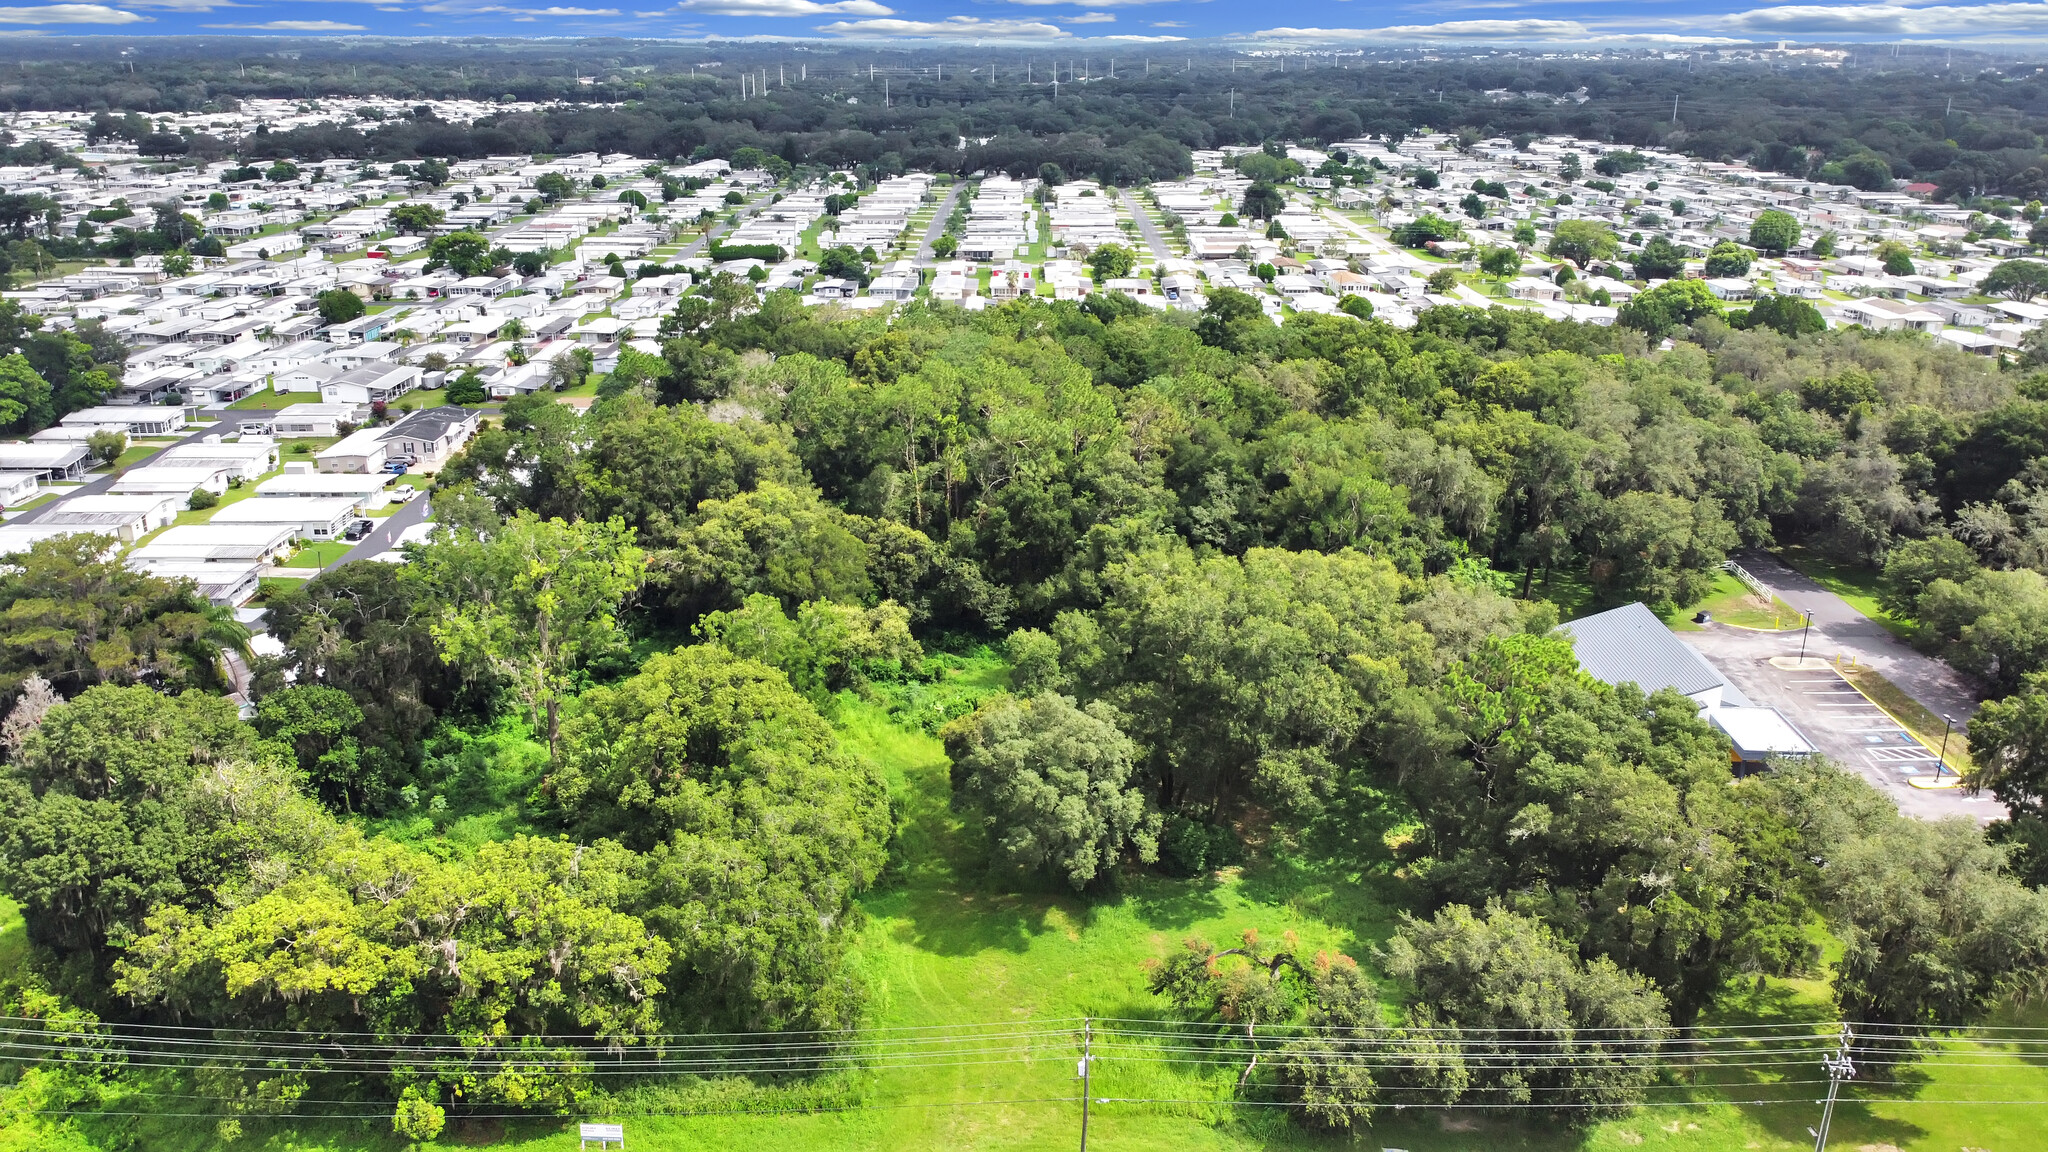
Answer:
6, 40, 2048, 201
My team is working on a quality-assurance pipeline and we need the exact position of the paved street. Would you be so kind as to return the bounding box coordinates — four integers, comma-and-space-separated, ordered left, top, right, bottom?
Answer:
328, 492, 431, 569
1117, 188, 1172, 262
1733, 550, 1985, 726
916, 181, 964, 263
11, 406, 240, 524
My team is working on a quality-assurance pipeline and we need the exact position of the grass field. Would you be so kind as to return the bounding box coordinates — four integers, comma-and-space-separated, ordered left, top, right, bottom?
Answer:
282, 538, 355, 567
96, 442, 165, 473
1666, 571, 1802, 632
1776, 546, 1912, 640
7, 659, 2048, 1151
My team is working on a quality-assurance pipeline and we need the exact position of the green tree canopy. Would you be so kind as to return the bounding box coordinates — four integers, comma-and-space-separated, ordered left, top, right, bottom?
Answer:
1703, 240, 1753, 277
551, 643, 890, 1030
1984, 259, 2048, 302
1617, 278, 1721, 340
314, 288, 365, 326
410, 512, 645, 755
945, 691, 1158, 890
423, 230, 493, 277
388, 202, 444, 234
1086, 243, 1136, 283
1748, 209, 1801, 254
1379, 903, 1670, 1118
1546, 219, 1617, 266
0, 533, 245, 697
1239, 181, 1285, 221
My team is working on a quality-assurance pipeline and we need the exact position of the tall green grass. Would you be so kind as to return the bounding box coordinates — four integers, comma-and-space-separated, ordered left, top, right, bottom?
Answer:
8, 687, 2048, 1151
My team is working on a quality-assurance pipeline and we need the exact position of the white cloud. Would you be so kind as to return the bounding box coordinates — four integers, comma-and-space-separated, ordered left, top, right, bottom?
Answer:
1254, 20, 1748, 42
1257, 19, 1590, 38
1067, 10, 1113, 21
0, 3, 148, 20
1001, 0, 1176, 6
815, 14, 1067, 35
676, 0, 888, 14
122, 0, 235, 11
471, 4, 621, 12
1711, 3, 2048, 34
206, 17, 365, 26
1148, 18, 1183, 24
1099, 32, 1184, 39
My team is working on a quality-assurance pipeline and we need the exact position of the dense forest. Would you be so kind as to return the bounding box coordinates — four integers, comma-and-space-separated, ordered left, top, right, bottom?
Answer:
13, 40, 2048, 200
9, 278, 2048, 1141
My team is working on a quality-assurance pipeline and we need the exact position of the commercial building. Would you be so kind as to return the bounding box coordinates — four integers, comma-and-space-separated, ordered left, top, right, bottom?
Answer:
1557, 602, 1814, 771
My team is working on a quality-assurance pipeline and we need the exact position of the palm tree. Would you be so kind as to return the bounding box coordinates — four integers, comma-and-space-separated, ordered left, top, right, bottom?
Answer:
156, 598, 253, 694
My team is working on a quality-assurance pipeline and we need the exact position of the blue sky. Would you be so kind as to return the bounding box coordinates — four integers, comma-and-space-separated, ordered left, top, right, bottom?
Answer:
9, 0, 2048, 46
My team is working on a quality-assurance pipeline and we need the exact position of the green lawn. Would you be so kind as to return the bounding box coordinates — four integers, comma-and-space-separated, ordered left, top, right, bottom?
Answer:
167, 479, 264, 528
1775, 545, 1912, 639
1666, 571, 1802, 632
249, 575, 308, 603
227, 388, 307, 411
388, 387, 453, 412
96, 442, 166, 473
11, 659, 2048, 1151
282, 538, 355, 568
279, 435, 343, 462
3, 490, 59, 514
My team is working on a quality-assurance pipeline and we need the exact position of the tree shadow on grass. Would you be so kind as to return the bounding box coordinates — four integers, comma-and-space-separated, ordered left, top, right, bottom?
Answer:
880, 880, 1075, 957
1122, 873, 1230, 933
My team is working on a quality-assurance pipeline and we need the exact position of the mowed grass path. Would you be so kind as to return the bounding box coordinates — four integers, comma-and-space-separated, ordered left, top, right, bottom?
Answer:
479, 698, 2048, 1152
9, 693, 2048, 1151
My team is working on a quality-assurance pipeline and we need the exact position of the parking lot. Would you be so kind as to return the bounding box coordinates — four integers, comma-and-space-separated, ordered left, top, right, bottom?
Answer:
1679, 627, 1999, 822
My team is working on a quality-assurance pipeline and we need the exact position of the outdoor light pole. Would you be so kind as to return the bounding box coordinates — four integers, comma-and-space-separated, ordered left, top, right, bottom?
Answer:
1935, 713, 1955, 781
1797, 611, 1813, 663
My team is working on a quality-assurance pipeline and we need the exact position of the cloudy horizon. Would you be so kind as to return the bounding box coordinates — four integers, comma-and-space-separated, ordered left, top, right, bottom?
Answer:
2, 0, 2048, 51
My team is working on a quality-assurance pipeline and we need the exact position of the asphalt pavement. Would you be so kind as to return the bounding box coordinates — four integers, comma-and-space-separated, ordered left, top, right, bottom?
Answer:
328, 491, 432, 570
1116, 188, 1173, 262
12, 408, 242, 524
1734, 550, 1984, 725
916, 182, 965, 263
1678, 553, 1999, 823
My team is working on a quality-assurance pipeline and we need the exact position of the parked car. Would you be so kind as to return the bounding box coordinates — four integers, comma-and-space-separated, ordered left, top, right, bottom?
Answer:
390, 484, 417, 503
342, 519, 374, 541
